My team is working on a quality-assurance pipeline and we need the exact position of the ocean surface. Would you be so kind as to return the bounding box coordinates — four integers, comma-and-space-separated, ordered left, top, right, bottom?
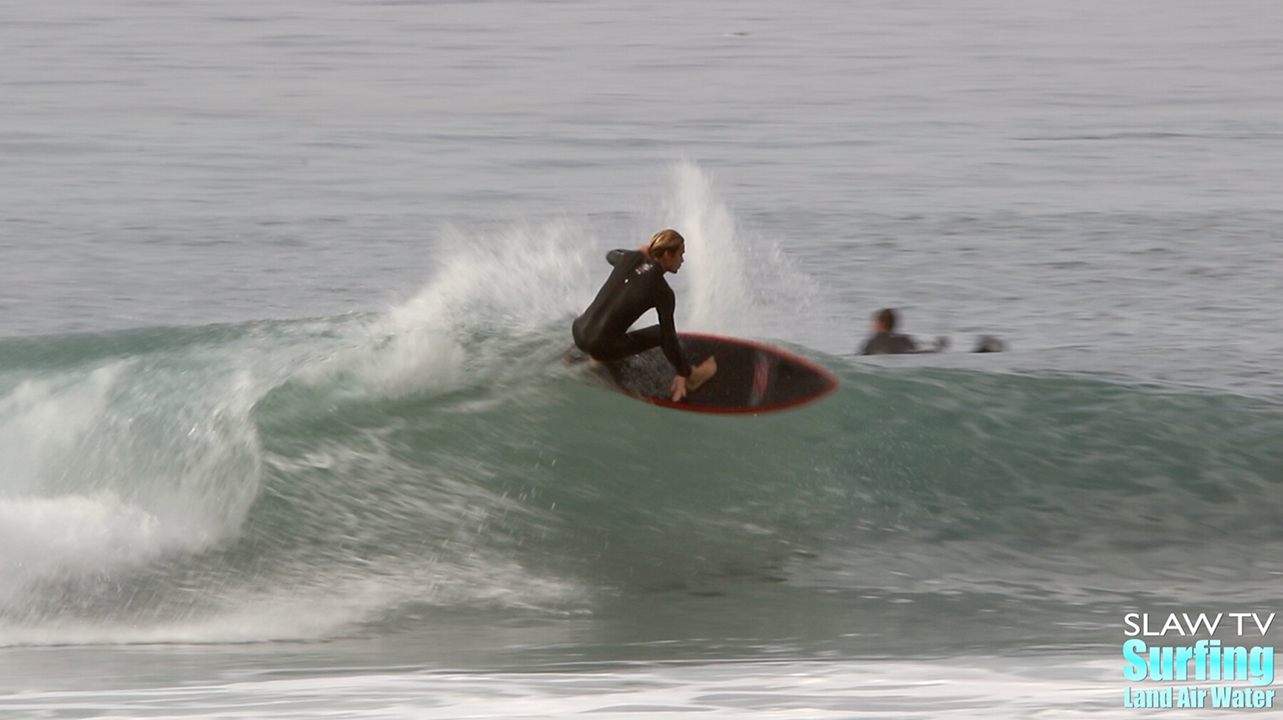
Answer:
2, 0, 1282, 717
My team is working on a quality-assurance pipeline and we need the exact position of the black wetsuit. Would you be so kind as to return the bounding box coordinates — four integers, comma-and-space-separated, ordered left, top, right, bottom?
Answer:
860, 332, 918, 355
572, 249, 692, 376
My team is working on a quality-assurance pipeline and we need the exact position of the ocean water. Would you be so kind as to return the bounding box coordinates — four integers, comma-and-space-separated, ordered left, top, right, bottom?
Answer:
2, 0, 1282, 717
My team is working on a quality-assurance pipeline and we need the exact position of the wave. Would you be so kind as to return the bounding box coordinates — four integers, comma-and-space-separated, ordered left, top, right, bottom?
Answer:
1, 166, 1280, 646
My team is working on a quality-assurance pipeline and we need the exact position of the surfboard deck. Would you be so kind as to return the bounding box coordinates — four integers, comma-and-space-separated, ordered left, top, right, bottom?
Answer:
571, 333, 838, 414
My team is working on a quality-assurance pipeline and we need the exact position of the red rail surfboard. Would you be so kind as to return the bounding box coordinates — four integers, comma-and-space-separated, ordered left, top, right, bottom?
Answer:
577, 333, 838, 414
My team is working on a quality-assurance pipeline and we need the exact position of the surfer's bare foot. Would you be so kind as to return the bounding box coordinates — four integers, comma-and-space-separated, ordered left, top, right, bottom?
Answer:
687, 357, 717, 391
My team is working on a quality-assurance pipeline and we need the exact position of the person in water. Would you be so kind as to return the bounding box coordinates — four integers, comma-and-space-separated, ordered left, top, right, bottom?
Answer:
859, 308, 946, 355
573, 229, 716, 401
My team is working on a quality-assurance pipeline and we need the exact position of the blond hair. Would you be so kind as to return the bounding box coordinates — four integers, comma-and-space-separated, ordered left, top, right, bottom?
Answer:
648, 229, 685, 258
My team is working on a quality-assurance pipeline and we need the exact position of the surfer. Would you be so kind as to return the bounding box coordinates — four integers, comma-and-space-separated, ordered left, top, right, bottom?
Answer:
859, 308, 946, 355
573, 229, 717, 402
973, 335, 1006, 353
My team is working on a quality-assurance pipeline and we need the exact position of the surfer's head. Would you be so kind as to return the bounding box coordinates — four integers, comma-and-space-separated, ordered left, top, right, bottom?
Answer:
649, 229, 686, 273
874, 308, 898, 333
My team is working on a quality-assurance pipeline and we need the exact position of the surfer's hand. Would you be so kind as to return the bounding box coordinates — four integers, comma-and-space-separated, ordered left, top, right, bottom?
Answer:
670, 374, 688, 402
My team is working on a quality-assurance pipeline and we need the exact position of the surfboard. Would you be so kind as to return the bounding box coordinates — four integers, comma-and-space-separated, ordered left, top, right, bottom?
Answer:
575, 333, 838, 414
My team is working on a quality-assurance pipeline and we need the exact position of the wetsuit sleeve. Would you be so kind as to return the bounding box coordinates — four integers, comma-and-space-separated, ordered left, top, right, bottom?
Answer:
656, 285, 692, 377
606, 249, 631, 266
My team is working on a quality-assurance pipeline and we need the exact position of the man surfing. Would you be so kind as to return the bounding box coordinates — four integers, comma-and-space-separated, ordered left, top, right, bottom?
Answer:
572, 229, 717, 402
